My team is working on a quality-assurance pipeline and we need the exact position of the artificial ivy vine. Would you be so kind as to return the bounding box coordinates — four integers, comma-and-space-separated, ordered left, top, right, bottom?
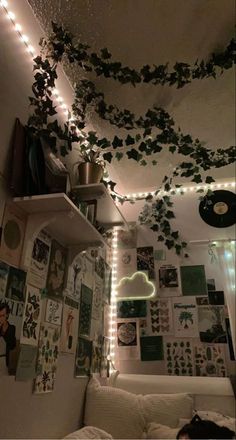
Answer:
27, 22, 236, 256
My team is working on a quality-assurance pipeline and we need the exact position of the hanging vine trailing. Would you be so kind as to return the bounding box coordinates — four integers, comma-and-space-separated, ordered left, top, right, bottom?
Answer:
27, 22, 236, 256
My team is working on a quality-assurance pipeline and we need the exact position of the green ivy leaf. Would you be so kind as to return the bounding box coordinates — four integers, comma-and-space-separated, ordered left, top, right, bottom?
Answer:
169, 145, 176, 154
192, 174, 202, 183
125, 134, 135, 145
100, 47, 111, 59
87, 131, 98, 145
165, 239, 175, 249
103, 152, 113, 163
127, 148, 142, 161
112, 136, 123, 148
205, 176, 215, 184
115, 152, 124, 161
157, 235, 165, 242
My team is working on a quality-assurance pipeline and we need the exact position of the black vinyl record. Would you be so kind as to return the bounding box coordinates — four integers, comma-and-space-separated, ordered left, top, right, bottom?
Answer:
199, 190, 236, 228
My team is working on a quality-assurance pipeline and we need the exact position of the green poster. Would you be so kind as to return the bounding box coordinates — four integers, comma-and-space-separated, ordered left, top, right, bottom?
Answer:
117, 300, 147, 318
140, 336, 163, 361
180, 265, 207, 296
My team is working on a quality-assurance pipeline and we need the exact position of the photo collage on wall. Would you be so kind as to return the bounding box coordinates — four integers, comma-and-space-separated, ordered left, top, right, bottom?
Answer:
115, 229, 232, 376
0, 203, 112, 390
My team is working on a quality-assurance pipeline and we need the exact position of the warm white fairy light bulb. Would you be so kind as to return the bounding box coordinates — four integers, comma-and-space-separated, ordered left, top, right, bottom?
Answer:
109, 228, 119, 369
0, 0, 8, 7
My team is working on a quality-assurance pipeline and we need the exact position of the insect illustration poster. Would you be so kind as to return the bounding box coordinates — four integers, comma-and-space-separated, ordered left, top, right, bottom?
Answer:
27, 230, 51, 289
60, 296, 79, 354
137, 246, 155, 279
45, 299, 63, 326
147, 298, 173, 335
173, 296, 199, 338
194, 344, 226, 377
46, 240, 67, 299
79, 284, 93, 338
34, 323, 60, 393
20, 285, 41, 346
164, 338, 194, 376
198, 305, 227, 343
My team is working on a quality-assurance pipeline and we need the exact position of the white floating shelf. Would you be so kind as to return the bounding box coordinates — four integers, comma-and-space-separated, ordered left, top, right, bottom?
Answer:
13, 192, 107, 248
71, 183, 127, 227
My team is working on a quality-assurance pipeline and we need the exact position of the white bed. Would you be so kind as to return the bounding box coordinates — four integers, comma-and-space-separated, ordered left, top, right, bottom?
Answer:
65, 372, 236, 439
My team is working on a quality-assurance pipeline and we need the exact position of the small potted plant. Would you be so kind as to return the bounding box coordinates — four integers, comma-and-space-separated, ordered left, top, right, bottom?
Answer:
77, 143, 104, 185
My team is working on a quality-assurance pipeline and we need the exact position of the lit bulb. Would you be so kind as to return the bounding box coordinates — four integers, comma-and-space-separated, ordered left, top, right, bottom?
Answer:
27, 45, 35, 54
0, 0, 8, 7
21, 34, 29, 43
15, 23, 22, 32
7, 11, 15, 20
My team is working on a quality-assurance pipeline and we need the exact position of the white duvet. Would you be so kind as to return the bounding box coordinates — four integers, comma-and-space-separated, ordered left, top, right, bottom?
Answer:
64, 426, 113, 439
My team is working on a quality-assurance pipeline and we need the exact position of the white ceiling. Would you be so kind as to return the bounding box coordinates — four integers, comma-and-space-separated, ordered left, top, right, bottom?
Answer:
26, 0, 235, 238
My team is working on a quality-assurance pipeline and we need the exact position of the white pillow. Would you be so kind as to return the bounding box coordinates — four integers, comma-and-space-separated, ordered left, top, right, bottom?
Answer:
139, 393, 193, 428
147, 422, 179, 439
84, 377, 146, 439
65, 426, 113, 439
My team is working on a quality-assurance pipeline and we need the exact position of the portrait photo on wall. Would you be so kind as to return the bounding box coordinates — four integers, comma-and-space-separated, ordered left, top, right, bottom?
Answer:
0, 301, 17, 375
5, 267, 26, 302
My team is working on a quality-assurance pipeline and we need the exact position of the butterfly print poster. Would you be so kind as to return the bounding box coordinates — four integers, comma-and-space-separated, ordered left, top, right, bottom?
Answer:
34, 324, 60, 393
194, 344, 227, 377
173, 296, 199, 338
164, 338, 194, 376
20, 285, 41, 346
147, 298, 173, 335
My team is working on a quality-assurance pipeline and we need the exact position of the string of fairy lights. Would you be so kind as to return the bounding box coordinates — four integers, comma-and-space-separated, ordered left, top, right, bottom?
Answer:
1, 0, 235, 370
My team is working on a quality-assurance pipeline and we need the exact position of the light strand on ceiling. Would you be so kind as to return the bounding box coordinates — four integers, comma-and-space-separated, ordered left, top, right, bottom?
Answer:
0, 0, 70, 118
109, 180, 236, 203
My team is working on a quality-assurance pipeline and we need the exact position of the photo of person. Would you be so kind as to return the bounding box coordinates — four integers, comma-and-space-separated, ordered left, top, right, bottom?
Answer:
6, 267, 26, 302
0, 302, 16, 373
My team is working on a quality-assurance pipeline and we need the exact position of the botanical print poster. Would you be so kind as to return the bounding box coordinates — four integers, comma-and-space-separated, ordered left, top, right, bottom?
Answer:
198, 305, 227, 343
27, 230, 51, 289
194, 344, 227, 377
60, 296, 79, 354
79, 284, 93, 338
164, 338, 194, 376
147, 298, 173, 335
20, 285, 41, 346
46, 240, 67, 299
117, 248, 137, 282
74, 337, 92, 376
158, 264, 181, 297
34, 323, 60, 393
137, 246, 155, 279
117, 320, 140, 360
45, 299, 63, 326
173, 296, 199, 338
6, 267, 26, 302
180, 265, 207, 296
0, 261, 9, 298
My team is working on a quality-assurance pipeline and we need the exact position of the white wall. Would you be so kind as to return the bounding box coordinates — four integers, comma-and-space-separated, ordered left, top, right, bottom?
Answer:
0, 3, 87, 438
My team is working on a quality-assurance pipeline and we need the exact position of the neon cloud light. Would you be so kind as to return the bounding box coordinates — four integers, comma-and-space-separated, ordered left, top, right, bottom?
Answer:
116, 271, 156, 301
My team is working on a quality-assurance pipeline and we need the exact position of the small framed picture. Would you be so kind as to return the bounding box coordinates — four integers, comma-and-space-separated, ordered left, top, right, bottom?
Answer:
86, 199, 97, 225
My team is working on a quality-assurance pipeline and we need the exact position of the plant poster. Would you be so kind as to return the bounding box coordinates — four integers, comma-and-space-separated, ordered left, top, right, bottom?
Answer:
20, 285, 41, 346
173, 296, 199, 338
194, 344, 227, 377
198, 305, 227, 343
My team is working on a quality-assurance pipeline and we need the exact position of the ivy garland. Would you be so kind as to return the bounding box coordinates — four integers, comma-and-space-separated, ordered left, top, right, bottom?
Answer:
27, 22, 236, 256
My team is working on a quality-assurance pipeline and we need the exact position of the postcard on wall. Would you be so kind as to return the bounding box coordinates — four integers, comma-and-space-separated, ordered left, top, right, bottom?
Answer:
34, 323, 60, 393
74, 337, 92, 377
45, 298, 63, 326
137, 246, 155, 280
0, 203, 26, 268
117, 320, 140, 360
164, 338, 194, 376
0, 261, 10, 298
117, 226, 137, 249
5, 267, 26, 302
117, 300, 147, 319
140, 336, 164, 361
194, 344, 227, 377
92, 275, 103, 320
158, 264, 180, 297
79, 284, 93, 338
15, 344, 37, 381
208, 291, 225, 305
173, 296, 199, 338
180, 265, 207, 296
116, 248, 137, 283
147, 298, 173, 335
66, 253, 84, 303
27, 230, 51, 289
46, 239, 67, 299
207, 278, 216, 291
100, 336, 110, 378
196, 296, 209, 306
20, 285, 41, 346
60, 296, 79, 354
198, 305, 227, 343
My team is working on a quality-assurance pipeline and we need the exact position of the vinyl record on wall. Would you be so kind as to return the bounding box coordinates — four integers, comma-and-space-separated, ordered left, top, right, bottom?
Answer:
199, 190, 236, 228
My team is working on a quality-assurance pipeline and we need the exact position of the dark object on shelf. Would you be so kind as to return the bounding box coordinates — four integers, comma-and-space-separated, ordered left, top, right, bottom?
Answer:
199, 190, 236, 228
10, 118, 27, 196
86, 199, 97, 225
25, 132, 47, 195
78, 162, 103, 185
